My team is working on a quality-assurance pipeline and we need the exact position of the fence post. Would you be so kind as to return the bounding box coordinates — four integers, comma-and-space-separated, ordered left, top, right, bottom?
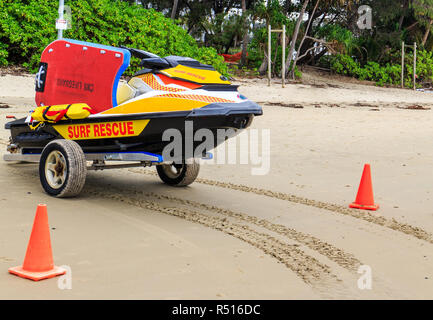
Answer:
413, 42, 417, 91
268, 25, 271, 87
282, 25, 285, 88
267, 26, 285, 88
401, 41, 404, 88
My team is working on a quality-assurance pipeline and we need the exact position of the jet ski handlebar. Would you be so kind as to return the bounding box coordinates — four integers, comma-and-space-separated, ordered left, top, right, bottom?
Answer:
120, 46, 160, 60
120, 46, 173, 70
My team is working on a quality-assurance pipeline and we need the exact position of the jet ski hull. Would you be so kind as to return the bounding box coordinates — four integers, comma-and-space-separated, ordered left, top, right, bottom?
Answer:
7, 101, 261, 157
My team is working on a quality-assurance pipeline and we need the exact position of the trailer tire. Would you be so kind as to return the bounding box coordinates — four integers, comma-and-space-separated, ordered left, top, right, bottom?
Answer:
39, 139, 87, 198
156, 160, 200, 187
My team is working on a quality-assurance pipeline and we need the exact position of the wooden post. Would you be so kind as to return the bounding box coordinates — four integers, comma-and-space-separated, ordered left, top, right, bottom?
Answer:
401, 41, 404, 88
267, 26, 286, 88
268, 25, 271, 87
413, 42, 417, 91
282, 25, 286, 88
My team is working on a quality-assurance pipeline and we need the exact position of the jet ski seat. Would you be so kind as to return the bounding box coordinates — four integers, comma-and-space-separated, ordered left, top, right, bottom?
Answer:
116, 77, 153, 104
117, 83, 135, 105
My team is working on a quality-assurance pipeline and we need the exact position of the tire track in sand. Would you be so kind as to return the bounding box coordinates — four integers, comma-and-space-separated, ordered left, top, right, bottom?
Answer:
131, 169, 433, 244
6, 136, 429, 245
194, 177, 433, 244
6, 165, 351, 295
84, 183, 347, 294
142, 191, 361, 272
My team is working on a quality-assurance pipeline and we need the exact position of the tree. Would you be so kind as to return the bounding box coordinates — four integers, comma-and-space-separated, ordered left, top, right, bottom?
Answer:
171, 0, 178, 20
251, 0, 293, 75
412, 0, 433, 46
284, 0, 310, 77
240, 0, 248, 66
284, 0, 358, 77
290, 0, 320, 79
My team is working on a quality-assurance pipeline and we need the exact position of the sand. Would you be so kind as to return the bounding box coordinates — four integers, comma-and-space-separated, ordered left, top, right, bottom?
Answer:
0, 70, 432, 299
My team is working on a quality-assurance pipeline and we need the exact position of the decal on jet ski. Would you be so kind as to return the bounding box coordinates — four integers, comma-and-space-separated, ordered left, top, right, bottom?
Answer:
160, 65, 231, 85
35, 62, 48, 92
100, 93, 235, 116
170, 69, 206, 81
155, 74, 202, 90
154, 93, 234, 104
53, 120, 149, 140
101, 97, 209, 115
56, 79, 95, 93
139, 74, 186, 92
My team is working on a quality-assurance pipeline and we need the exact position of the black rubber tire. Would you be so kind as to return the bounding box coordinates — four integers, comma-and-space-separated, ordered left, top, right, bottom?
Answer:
156, 161, 200, 187
39, 139, 87, 198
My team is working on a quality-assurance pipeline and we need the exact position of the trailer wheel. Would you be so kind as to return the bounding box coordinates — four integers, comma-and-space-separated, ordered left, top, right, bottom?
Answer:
156, 160, 200, 187
39, 140, 87, 198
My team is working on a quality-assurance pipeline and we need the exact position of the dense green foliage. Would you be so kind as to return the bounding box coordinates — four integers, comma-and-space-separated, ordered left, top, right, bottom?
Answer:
128, 0, 260, 52
412, 0, 433, 45
2, 0, 433, 86
321, 50, 433, 88
321, 54, 401, 86
0, 0, 227, 75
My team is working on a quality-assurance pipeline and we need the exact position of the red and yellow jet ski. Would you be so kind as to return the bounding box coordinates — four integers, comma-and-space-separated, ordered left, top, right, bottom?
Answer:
4, 39, 262, 197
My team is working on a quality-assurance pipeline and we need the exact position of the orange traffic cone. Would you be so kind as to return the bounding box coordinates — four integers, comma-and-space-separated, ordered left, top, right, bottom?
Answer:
349, 164, 379, 211
9, 204, 66, 281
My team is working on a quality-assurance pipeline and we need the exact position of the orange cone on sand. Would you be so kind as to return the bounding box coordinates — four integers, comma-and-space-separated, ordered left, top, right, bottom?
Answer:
9, 204, 66, 281
349, 164, 379, 211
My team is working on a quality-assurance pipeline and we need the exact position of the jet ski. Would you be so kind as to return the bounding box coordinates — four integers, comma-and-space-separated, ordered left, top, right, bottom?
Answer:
4, 39, 262, 197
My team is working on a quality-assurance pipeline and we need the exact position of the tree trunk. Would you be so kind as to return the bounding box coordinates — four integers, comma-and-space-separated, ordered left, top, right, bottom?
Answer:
285, 0, 310, 76
258, 54, 268, 75
258, 21, 269, 75
240, 0, 248, 66
171, 0, 179, 20
290, 0, 320, 79
225, 35, 235, 54
398, 0, 409, 32
422, 19, 433, 46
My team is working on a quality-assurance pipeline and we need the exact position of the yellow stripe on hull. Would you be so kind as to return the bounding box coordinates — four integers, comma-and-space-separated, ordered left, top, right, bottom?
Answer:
101, 97, 208, 115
